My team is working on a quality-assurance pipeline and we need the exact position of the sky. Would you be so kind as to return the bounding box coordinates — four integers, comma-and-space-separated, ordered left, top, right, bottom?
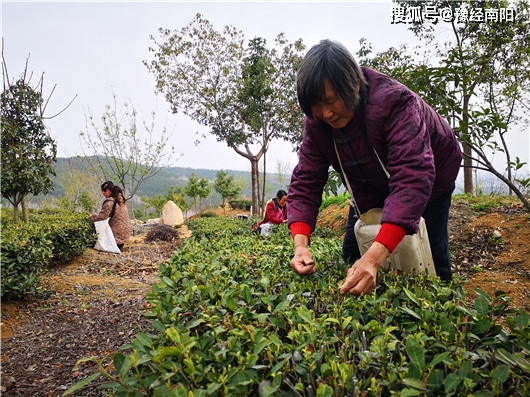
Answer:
3, 1, 528, 176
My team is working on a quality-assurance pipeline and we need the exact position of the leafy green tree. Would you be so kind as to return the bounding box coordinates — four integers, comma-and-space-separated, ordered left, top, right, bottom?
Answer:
1, 56, 58, 223
213, 170, 243, 214
166, 185, 189, 213
56, 158, 99, 213
139, 194, 167, 220
80, 92, 178, 201
138, 186, 189, 221
184, 173, 211, 213
392, 0, 530, 209
145, 14, 305, 215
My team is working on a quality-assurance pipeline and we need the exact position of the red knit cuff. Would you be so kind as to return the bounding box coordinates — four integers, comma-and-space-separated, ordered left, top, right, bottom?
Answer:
289, 222, 312, 239
374, 223, 406, 253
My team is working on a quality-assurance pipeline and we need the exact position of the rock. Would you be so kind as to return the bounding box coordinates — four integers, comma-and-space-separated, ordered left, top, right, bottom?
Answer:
493, 230, 502, 239
146, 218, 162, 224
162, 201, 184, 227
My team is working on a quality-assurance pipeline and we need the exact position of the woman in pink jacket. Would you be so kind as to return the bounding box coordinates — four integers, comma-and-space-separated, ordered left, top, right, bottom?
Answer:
257, 190, 288, 235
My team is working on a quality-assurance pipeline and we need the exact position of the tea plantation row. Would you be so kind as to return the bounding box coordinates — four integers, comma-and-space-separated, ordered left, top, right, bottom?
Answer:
1, 208, 96, 299
67, 217, 530, 396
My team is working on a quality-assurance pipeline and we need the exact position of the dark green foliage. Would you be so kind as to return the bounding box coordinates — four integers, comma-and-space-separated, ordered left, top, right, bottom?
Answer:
35, 209, 97, 264
213, 170, 243, 210
1, 78, 57, 223
186, 217, 254, 240
228, 199, 252, 210
198, 211, 219, 218
319, 191, 351, 211
1, 220, 54, 299
1, 209, 96, 299
67, 217, 530, 396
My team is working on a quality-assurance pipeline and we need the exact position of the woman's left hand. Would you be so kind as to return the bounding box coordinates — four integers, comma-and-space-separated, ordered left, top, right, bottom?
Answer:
338, 258, 379, 295
338, 241, 389, 295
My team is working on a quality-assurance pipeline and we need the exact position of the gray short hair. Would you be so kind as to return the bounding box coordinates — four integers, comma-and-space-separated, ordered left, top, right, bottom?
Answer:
297, 40, 368, 118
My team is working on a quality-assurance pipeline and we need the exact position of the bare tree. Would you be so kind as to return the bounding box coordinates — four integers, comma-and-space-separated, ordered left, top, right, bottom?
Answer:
80, 92, 178, 201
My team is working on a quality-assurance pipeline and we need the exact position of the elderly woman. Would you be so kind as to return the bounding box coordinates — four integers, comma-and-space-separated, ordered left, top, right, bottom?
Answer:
287, 40, 462, 295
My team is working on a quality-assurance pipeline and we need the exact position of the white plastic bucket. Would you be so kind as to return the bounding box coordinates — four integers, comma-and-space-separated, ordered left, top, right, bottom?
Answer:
354, 208, 436, 276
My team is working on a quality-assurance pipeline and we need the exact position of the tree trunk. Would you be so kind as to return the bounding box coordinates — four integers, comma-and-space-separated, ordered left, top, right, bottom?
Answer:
463, 143, 473, 195
21, 196, 30, 223
261, 153, 267, 216
250, 158, 261, 216
13, 203, 20, 225
462, 93, 473, 195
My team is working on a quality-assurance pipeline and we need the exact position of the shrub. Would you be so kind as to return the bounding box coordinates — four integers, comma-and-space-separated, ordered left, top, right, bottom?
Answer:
186, 216, 252, 240
1, 223, 54, 299
199, 210, 218, 218
38, 212, 97, 264
320, 191, 351, 211
1, 209, 96, 299
228, 198, 252, 210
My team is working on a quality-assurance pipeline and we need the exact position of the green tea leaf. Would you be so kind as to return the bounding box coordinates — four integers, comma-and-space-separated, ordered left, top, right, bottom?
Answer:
458, 360, 472, 379
402, 377, 427, 390
400, 306, 422, 321
406, 337, 425, 369
61, 372, 100, 396
495, 348, 518, 366
186, 318, 206, 329
475, 294, 489, 317
228, 369, 258, 387
399, 388, 424, 397
315, 384, 334, 397
113, 353, 131, 379
429, 351, 451, 367
444, 373, 461, 393
297, 306, 313, 323
426, 369, 444, 388
403, 288, 420, 306
268, 358, 289, 376
253, 338, 272, 355
515, 356, 530, 373
242, 284, 252, 303
515, 310, 529, 329
132, 332, 152, 350
492, 364, 510, 382
471, 318, 491, 336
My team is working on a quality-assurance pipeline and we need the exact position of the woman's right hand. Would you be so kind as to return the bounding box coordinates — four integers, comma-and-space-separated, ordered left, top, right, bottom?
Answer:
290, 234, 316, 275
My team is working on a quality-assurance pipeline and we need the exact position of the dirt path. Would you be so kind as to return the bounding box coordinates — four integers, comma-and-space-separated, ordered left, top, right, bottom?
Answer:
1, 224, 183, 396
1, 203, 529, 396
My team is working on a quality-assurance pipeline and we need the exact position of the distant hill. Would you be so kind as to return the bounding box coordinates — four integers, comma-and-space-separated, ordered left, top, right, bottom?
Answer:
50, 156, 291, 202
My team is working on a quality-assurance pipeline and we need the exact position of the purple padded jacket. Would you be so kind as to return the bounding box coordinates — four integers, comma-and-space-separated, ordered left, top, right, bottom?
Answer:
287, 67, 462, 235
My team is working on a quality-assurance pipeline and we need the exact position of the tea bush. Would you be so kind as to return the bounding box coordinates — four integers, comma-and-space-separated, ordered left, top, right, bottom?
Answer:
228, 199, 252, 210
1, 208, 96, 299
319, 192, 351, 211
66, 217, 530, 396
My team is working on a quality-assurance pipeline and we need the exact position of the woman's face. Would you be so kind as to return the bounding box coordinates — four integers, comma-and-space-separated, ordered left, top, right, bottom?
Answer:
310, 79, 354, 129
278, 195, 287, 207
102, 189, 112, 198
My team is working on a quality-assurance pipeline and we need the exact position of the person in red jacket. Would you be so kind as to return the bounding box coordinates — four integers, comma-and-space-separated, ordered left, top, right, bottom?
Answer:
257, 190, 288, 235
287, 40, 462, 295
